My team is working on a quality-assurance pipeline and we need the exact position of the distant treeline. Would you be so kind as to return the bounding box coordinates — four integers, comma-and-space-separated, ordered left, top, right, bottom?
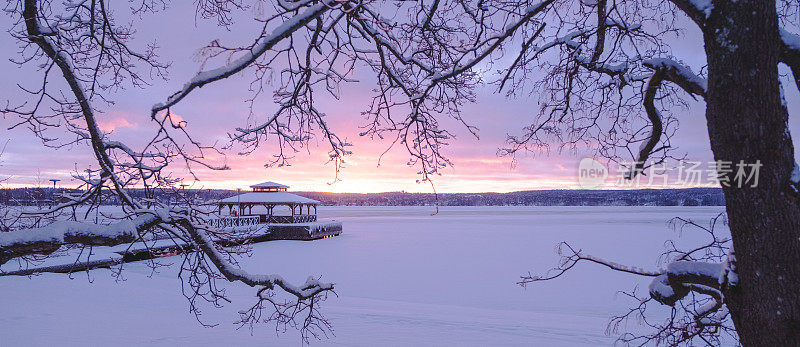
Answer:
295, 188, 724, 206
0, 187, 724, 207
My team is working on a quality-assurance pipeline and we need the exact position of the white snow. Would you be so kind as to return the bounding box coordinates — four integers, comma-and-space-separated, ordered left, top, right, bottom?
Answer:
648, 274, 675, 302
0, 206, 731, 346
720, 245, 739, 286
0, 215, 157, 248
249, 181, 290, 189
217, 191, 319, 204
643, 58, 707, 94
666, 261, 722, 279
575, 55, 628, 74
781, 29, 800, 51
689, 0, 713, 18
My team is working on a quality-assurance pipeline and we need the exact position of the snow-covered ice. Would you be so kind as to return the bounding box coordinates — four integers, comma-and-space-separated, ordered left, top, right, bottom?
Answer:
0, 206, 726, 346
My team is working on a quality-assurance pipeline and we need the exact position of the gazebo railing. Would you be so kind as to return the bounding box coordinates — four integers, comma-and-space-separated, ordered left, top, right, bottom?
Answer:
266, 215, 317, 223
210, 214, 317, 227
209, 216, 261, 228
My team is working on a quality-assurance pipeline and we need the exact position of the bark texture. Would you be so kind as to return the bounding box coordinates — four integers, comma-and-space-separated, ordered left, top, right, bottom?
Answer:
703, 1, 800, 344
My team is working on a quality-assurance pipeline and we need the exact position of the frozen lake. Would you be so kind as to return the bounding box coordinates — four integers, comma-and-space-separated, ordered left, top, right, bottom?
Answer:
0, 206, 727, 346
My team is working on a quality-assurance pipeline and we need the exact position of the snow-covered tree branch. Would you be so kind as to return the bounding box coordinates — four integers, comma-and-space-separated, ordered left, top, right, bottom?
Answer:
522, 214, 738, 344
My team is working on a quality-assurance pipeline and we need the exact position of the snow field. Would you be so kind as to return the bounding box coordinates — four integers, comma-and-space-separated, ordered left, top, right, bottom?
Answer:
0, 206, 726, 346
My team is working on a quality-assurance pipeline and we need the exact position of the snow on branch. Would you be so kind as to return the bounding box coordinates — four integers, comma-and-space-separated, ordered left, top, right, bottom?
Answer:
781, 29, 800, 52
0, 214, 160, 266
649, 261, 723, 305
668, 0, 712, 27
176, 219, 335, 342
522, 234, 738, 342
518, 242, 661, 284
0, 209, 333, 301
687, 0, 713, 18
152, 0, 336, 114
643, 58, 707, 97
780, 29, 800, 95
180, 219, 333, 300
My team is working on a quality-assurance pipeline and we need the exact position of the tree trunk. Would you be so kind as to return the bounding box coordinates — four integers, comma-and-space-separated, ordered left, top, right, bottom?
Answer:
704, 1, 800, 344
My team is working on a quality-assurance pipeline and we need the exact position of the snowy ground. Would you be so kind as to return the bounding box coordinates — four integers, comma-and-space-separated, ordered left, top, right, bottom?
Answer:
0, 206, 727, 346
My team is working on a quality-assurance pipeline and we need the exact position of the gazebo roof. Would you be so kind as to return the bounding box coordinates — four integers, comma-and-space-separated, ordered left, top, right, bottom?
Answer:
249, 181, 289, 189
218, 192, 319, 205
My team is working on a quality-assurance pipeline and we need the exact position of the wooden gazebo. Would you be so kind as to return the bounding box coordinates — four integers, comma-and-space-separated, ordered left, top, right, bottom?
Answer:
218, 182, 319, 223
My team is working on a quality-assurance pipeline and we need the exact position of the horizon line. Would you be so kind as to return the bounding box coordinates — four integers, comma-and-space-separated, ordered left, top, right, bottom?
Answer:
0, 185, 722, 194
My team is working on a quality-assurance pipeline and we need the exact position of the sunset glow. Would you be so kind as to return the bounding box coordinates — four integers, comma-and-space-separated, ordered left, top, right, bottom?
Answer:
1, 1, 797, 193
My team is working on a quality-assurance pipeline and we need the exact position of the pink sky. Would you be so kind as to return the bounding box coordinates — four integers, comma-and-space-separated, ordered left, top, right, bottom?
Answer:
1, 3, 797, 193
